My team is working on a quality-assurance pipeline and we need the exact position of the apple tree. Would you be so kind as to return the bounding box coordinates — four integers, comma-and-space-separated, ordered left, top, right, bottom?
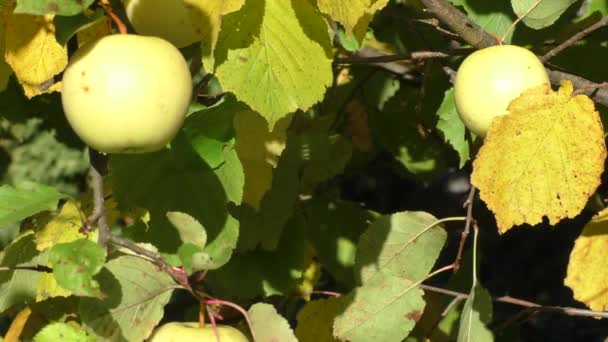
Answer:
0, 0, 607, 341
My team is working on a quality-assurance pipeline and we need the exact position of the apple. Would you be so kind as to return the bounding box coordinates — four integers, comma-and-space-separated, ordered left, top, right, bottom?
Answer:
453, 45, 549, 137
148, 322, 250, 342
61, 34, 192, 154
123, 0, 203, 48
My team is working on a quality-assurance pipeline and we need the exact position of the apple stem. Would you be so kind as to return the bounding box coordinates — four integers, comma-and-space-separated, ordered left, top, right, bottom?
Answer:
101, 0, 128, 34
205, 305, 223, 342
205, 299, 257, 342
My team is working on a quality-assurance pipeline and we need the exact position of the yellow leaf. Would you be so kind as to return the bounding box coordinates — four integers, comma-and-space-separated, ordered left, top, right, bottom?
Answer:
565, 208, 608, 312
31, 200, 90, 251
471, 81, 606, 232
4, 13, 67, 97
234, 111, 290, 210
4, 306, 31, 342
317, 0, 389, 40
295, 297, 347, 342
185, 0, 244, 55
76, 15, 111, 47
36, 273, 71, 301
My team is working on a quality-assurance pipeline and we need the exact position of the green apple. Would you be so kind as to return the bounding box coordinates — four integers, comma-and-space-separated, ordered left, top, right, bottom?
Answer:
454, 45, 549, 137
148, 322, 250, 342
123, 0, 203, 48
61, 34, 192, 154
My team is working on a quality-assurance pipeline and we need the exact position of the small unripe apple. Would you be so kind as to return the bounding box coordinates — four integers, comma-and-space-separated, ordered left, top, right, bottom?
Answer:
61, 34, 192, 153
454, 45, 549, 137
123, 0, 203, 48
148, 322, 249, 342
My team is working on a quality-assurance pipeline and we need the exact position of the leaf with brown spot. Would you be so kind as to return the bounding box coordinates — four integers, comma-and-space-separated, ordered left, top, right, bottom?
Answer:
472, 81, 606, 233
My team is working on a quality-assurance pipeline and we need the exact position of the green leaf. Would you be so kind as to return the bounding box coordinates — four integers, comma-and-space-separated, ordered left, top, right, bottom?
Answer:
448, 0, 516, 43
356, 211, 447, 284
333, 273, 426, 342
304, 197, 373, 288
0, 232, 42, 312
166, 211, 207, 247
363, 72, 401, 111
34, 322, 95, 342
0, 23, 12, 92
212, 0, 333, 129
512, 0, 577, 29
49, 239, 106, 297
111, 135, 243, 269
436, 88, 470, 168
79, 256, 175, 342
578, 0, 608, 17
457, 284, 494, 342
177, 243, 214, 274
53, 7, 105, 46
0, 182, 66, 228
14, 0, 95, 16
183, 96, 242, 168
249, 303, 297, 342
205, 212, 307, 299
296, 297, 347, 342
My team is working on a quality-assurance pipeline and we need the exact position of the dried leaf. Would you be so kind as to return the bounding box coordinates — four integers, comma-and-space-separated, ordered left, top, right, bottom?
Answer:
472, 81, 606, 232
565, 208, 608, 311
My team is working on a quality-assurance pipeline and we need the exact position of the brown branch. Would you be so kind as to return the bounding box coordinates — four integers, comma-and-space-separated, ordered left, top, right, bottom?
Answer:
453, 186, 476, 271
419, 0, 498, 49
541, 16, 608, 62
83, 150, 111, 247
548, 69, 608, 106
420, 284, 608, 319
334, 50, 450, 65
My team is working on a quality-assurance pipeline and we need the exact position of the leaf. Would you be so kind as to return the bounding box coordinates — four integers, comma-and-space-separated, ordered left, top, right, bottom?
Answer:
166, 211, 207, 247
15, 0, 94, 16
31, 199, 90, 252
49, 239, 106, 297
184, 0, 244, 54
448, 0, 516, 43
53, 7, 105, 46
212, 0, 333, 129
79, 255, 175, 342
317, 0, 390, 41
511, 0, 578, 29
333, 273, 426, 342
436, 88, 470, 168
234, 110, 290, 210
296, 297, 346, 342
4, 13, 68, 97
177, 243, 214, 274
248, 303, 297, 342
0, 12, 12, 92
471, 81, 606, 232
75, 12, 111, 46
183, 96, 242, 168
457, 284, 494, 342
0, 182, 65, 227
34, 322, 95, 342
355, 211, 447, 284
111, 135, 243, 269
565, 208, 608, 311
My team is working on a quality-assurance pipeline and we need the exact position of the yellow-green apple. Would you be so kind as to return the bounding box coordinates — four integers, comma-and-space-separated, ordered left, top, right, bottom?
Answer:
148, 322, 249, 342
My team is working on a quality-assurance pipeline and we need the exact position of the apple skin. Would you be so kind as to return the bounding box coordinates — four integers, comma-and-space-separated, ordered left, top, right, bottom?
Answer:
454, 45, 549, 137
123, 0, 203, 48
148, 322, 250, 342
61, 34, 192, 154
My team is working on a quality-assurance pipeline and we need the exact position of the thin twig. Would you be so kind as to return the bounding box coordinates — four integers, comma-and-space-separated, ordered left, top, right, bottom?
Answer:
334, 50, 450, 65
453, 186, 476, 271
101, 0, 127, 34
548, 69, 608, 106
541, 16, 608, 62
420, 284, 608, 319
85, 150, 111, 247
572, 82, 608, 96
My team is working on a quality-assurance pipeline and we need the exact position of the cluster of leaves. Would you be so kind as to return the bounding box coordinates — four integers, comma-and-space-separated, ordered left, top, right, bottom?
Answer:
0, 0, 607, 341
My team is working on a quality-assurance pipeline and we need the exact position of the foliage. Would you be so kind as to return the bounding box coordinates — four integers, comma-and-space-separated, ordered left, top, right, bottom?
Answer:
0, 0, 607, 341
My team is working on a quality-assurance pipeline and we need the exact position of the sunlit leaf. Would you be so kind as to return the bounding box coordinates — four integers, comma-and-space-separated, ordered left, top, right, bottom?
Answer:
167, 211, 206, 247
512, 0, 577, 29
249, 303, 297, 342
317, 0, 390, 41
4, 13, 67, 97
212, 0, 333, 129
34, 322, 95, 342
14, 0, 94, 16
436, 88, 470, 168
448, 0, 515, 43
472, 81, 606, 232
565, 208, 608, 311
185, 0, 244, 54
457, 284, 494, 342
49, 239, 106, 297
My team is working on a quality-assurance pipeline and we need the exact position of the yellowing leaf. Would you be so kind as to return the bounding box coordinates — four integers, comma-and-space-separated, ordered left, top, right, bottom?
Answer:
212, 0, 333, 129
32, 200, 90, 252
76, 15, 111, 47
4, 13, 67, 97
36, 272, 71, 301
295, 297, 346, 342
565, 208, 608, 311
472, 81, 606, 232
318, 0, 389, 40
234, 110, 290, 210
185, 0, 244, 54
0, 11, 13, 92
4, 306, 31, 342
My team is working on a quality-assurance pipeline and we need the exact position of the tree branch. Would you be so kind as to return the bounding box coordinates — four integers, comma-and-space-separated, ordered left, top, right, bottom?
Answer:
420, 284, 608, 319
84, 150, 111, 247
541, 16, 608, 62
